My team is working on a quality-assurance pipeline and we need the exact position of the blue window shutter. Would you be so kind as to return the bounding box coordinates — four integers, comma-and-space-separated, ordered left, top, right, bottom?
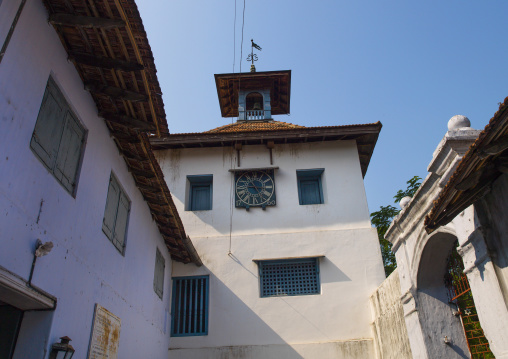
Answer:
191, 185, 211, 210
102, 176, 120, 240
171, 276, 209, 336
187, 175, 213, 211
30, 87, 65, 169
297, 169, 324, 205
54, 111, 85, 193
113, 191, 130, 252
300, 179, 321, 205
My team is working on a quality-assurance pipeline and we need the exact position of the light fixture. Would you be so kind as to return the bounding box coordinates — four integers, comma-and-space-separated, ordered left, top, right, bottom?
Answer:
49, 336, 75, 359
28, 239, 53, 285
35, 239, 53, 257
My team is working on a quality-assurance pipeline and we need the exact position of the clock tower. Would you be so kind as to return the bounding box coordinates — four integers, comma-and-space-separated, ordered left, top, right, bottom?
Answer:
214, 70, 291, 121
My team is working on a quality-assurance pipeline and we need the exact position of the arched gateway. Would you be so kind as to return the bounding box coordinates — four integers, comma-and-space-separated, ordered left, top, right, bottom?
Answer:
385, 117, 497, 359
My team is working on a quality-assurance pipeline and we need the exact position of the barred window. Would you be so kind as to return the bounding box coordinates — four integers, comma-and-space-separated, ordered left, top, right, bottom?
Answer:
258, 258, 320, 297
171, 276, 209, 336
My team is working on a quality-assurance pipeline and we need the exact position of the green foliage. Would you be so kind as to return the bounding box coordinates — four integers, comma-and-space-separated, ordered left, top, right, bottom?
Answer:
371, 176, 422, 277
394, 176, 422, 203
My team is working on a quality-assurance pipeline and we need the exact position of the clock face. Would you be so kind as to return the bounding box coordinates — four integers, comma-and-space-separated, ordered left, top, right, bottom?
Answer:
235, 170, 276, 208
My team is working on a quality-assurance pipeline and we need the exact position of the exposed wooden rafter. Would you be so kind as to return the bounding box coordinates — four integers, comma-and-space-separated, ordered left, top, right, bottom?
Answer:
49, 13, 125, 28
69, 51, 144, 71
99, 112, 155, 131
86, 82, 148, 102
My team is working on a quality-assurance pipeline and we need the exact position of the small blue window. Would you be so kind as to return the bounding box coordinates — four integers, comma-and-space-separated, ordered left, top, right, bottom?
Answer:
258, 258, 320, 297
171, 276, 209, 337
187, 175, 213, 211
297, 169, 324, 205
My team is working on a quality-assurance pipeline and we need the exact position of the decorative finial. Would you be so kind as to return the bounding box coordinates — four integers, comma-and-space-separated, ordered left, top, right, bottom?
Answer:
448, 115, 471, 131
247, 39, 262, 72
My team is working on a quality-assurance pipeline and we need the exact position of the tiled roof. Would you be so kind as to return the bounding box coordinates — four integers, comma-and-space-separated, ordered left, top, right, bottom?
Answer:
206, 120, 305, 133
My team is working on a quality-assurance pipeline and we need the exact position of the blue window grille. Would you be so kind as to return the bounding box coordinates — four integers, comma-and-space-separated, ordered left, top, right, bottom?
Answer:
187, 175, 213, 211
258, 258, 320, 298
297, 169, 324, 205
171, 276, 209, 336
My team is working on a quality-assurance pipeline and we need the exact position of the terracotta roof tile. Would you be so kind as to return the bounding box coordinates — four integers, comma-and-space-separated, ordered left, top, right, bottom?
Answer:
205, 120, 306, 133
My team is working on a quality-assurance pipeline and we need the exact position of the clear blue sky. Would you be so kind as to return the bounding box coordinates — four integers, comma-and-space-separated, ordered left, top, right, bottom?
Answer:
137, 0, 508, 214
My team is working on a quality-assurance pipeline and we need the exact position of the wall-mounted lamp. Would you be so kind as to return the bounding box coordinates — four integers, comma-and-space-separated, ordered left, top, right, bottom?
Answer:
49, 336, 75, 359
28, 239, 53, 285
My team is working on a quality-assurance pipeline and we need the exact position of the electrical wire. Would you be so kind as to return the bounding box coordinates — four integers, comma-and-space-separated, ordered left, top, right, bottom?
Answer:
232, 0, 237, 73
229, 0, 246, 255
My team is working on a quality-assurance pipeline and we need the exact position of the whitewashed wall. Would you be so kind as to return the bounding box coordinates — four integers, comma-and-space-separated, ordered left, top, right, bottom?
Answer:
370, 269, 412, 359
156, 140, 385, 358
0, 0, 173, 358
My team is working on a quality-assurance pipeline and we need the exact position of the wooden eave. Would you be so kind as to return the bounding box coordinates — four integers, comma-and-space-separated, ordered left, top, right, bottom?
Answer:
150, 122, 382, 178
425, 97, 508, 233
215, 70, 291, 117
42, 0, 200, 265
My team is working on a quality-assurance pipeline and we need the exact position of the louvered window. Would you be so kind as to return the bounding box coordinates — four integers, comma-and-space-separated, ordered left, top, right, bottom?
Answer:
171, 276, 209, 336
297, 169, 324, 205
30, 76, 86, 196
102, 173, 130, 254
259, 258, 320, 297
153, 248, 165, 299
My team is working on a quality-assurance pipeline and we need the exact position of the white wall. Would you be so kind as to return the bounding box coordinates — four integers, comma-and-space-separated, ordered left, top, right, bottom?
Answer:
157, 141, 373, 238
0, 0, 173, 357
156, 140, 385, 356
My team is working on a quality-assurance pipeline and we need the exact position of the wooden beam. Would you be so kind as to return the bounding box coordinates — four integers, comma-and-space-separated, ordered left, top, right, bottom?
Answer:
478, 135, 508, 158
137, 183, 162, 194
69, 51, 143, 71
130, 168, 155, 178
49, 13, 125, 29
455, 170, 482, 191
86, 82, 147, 102
99, 112, 156, 131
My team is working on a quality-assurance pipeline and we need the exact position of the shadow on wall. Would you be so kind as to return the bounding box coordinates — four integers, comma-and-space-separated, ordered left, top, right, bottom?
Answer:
416, 232, 469, 359
170, 255, 372, 359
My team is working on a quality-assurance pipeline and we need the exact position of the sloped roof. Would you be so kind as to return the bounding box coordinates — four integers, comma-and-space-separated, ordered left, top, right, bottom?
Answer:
151, 121, 382, 178
425, 97, 508, 233
206, 120, 305, 133
42, 0, 200, 265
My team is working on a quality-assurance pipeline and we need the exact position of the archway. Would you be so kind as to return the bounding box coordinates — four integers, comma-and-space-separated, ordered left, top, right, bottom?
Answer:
416, 231, 470, 358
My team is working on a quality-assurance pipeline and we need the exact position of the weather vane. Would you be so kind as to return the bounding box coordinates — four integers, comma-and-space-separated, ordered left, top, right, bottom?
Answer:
247, 39, 262, 72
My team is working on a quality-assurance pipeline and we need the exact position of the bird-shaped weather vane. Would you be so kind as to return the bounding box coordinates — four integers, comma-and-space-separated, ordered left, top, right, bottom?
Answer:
247, 39, 262, 72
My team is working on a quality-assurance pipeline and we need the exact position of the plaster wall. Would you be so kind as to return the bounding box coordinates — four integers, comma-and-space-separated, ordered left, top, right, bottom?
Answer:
156, 141, 373, 238
0, 1, 173, 357
370, 269, 412, 359
156, 141, 385, 356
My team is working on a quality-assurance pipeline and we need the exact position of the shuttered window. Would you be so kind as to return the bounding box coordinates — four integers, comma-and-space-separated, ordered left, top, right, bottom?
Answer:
102, 173, 130, 254
297, 169, 324, 205
187, 175, 213, 211
30, 76, 86, 196
171, 276, 209, 336
258, 258, 321, 297
153, 248, 165, 299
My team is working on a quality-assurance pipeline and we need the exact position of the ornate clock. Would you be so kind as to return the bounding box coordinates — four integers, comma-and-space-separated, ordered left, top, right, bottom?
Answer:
234, 169, 276, 209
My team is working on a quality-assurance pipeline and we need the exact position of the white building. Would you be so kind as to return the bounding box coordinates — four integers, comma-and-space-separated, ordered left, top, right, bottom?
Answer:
152, 70, 386, 358
0, 0, 199, 358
